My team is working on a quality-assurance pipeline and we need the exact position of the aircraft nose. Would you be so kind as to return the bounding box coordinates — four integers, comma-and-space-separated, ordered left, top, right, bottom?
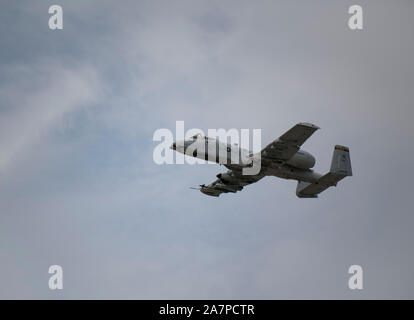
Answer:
170, 142, 176, 150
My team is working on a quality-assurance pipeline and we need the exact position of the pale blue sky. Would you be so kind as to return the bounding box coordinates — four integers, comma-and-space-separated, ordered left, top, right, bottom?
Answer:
0, 0, 413, 299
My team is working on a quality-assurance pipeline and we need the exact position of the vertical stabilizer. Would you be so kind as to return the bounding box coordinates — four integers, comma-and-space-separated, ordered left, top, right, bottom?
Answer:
330, 145, 352, 176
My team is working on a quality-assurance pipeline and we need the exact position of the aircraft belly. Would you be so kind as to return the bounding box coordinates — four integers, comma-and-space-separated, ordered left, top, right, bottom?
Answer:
266, 165, 321, 183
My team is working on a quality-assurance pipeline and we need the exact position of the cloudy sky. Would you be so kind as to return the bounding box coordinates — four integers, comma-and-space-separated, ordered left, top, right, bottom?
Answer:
0, 0, 413, 299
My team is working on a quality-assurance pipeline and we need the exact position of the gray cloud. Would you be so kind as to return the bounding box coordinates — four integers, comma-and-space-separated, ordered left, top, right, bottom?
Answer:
0, 0, 413, 299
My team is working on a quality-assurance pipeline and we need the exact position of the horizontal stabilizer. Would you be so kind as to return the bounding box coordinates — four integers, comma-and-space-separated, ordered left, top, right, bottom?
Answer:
296, 173, 345, 198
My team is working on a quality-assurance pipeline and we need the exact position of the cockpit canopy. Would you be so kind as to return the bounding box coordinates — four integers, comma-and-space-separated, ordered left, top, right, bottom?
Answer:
191, 133, 203, 139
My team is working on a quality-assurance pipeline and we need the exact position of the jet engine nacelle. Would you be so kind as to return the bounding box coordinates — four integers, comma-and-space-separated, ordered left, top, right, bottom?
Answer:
286, 150, 315, 169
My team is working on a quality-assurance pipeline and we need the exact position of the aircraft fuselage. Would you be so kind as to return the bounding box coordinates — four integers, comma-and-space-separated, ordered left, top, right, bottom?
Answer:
171, 135, 323, 183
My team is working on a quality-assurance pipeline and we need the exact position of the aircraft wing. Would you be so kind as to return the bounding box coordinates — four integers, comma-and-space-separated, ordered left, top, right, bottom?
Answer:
198, 169, 265, 197
261, 122, 319, 163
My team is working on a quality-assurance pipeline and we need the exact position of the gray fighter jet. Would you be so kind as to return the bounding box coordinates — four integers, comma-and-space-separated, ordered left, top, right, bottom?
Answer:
171, 123, 352, 198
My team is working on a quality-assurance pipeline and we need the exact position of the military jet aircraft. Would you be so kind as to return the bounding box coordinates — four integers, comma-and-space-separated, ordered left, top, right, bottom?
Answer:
170, 123, 352, 198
